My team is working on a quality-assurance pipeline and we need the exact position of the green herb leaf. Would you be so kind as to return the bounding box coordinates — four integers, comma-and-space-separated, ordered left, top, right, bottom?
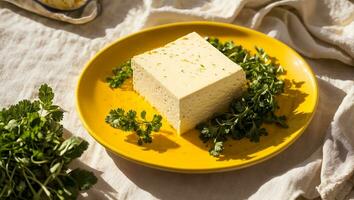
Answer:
210, 141, 224, 157
140, 110, 146, 119
69, 168, 98, 191
39, 83, 54, 107
106, 60, 133, 88
105, 109, 162, 145
58, 136, 89, 162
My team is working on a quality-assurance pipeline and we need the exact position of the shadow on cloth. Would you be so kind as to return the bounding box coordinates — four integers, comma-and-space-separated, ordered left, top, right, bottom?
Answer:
63, 129, 118, 200
105, 78, 346, 200
0, 0, 141, 39
72, 159, 118, 200
308, 58, 354, 81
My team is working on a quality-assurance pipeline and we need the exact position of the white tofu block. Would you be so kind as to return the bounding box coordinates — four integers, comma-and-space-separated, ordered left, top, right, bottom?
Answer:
132, 32, 246, 134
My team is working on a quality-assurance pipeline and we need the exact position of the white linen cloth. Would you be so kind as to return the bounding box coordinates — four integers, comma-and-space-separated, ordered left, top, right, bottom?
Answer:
0, 0, 354, 199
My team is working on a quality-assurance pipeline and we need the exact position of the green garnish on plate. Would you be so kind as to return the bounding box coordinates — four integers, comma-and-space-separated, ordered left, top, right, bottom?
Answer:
198, 38, 287, 156
106, 60, 133, 88
106, 37, 287, 157
106, 109, 162, 145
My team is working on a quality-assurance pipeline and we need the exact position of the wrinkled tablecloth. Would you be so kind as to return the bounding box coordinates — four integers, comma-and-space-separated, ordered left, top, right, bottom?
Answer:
1, 0, 101, 24
0, 0, 354, 199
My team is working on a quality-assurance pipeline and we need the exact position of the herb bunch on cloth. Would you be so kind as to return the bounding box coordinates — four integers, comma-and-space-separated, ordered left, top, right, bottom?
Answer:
197, 38, 288, 157
0, 84, 97, 199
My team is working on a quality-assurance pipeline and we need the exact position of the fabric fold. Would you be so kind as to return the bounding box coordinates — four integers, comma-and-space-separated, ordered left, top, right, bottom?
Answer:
317, 88, 354, 200
0, 0, 100, 24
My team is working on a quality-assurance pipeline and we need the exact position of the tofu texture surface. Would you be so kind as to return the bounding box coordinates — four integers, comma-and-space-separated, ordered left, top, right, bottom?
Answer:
132, 32, 246, 134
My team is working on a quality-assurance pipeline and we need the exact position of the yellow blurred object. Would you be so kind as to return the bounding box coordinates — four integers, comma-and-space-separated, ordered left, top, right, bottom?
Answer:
76, 21, 318, 173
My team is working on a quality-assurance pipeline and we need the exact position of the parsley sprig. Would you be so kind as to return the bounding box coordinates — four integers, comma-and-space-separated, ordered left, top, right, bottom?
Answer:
106, 60, 133, 88
105, 109, 162, 145
197, 38, 288, 156
0, 84, 97, 199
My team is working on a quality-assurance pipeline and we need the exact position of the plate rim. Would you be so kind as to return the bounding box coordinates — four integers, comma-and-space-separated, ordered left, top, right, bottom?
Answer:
75, 21, 319, 173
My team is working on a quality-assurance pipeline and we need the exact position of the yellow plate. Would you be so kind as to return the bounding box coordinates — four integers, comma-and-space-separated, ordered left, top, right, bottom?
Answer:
76, 21, 318, 173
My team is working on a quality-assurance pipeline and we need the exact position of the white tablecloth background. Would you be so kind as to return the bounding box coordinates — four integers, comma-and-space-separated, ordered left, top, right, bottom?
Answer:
0, 0, 354, 199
